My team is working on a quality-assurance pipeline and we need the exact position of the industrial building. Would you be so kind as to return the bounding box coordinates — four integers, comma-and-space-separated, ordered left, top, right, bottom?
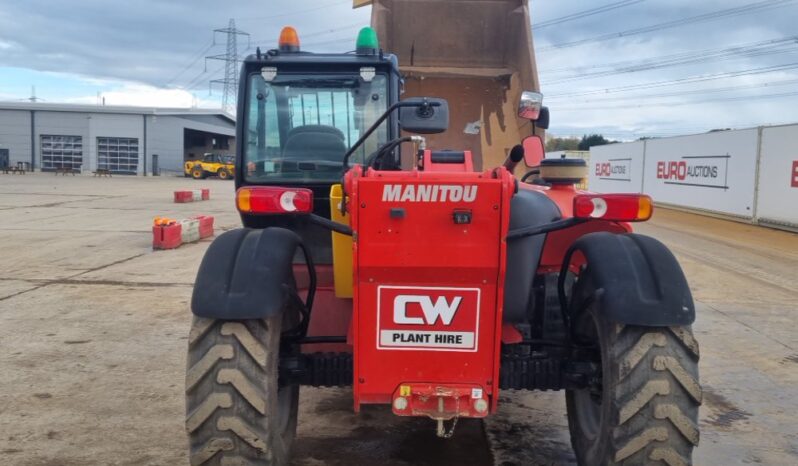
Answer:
0, 102, 235, 175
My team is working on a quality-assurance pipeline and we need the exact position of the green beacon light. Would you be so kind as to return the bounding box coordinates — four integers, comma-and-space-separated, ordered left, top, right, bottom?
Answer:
356, 27, 379, 55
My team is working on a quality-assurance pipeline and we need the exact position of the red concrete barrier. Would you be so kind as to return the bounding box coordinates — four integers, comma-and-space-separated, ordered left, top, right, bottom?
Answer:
194, 215, 215, 239
174, 191, 193, 203
152, 216, 214, 250
174, 189, 211, 203
152, 222, 182, 249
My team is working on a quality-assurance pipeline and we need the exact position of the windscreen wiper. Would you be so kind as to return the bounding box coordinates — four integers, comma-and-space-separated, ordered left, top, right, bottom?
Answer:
277, 78, 360, 88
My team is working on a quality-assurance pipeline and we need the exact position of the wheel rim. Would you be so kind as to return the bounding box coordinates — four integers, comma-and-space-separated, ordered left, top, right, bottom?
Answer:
277, 385, 293, 435
219, 170, 228, 179
573, 387, 602, 440
572, 310, 604, 442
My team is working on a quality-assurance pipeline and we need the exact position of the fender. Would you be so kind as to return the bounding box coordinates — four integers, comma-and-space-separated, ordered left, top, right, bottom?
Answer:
503, 189, 562, 322
562, 232, 695, 326
191, 227, 305, 320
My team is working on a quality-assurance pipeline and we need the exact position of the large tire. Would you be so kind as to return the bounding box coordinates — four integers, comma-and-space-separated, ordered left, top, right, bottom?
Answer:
191, 166, 206, 180
185, 316, 298, 465
566, 274, 701, 466
217, 169, 231, 180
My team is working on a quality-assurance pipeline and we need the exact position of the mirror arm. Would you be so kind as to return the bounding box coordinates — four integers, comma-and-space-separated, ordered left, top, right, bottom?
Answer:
341, 100, 440, 171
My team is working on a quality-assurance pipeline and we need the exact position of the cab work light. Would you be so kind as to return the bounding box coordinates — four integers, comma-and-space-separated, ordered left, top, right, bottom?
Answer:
278, 26, 300, 52
356, 26, 379, 55
573, 194, 653, 221
236, 187, 313, 215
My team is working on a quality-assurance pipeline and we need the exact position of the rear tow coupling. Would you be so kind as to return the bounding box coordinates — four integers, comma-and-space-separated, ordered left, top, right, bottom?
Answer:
391, 383, 489, 438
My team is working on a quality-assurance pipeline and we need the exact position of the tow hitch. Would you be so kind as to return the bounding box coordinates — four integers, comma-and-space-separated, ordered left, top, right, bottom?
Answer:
391, 383, 489, 438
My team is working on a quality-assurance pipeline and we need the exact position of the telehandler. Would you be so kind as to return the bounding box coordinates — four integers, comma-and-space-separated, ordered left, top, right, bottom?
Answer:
185, 153, 235, 180
185, 17, 700, 466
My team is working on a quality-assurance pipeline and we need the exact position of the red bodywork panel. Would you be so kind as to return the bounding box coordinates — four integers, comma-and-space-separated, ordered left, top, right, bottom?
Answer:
345, 164, 516, 412
292, 157, 643, 419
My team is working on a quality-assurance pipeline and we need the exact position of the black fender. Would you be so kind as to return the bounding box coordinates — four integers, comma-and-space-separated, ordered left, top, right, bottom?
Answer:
562, 232, 695, 326
191, 227, 305, 320
503, 189, 562, 322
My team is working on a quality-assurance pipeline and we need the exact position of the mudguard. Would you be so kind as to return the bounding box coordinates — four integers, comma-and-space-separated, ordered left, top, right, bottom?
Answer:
503, 189, 561, 322
191, 227, 302, 320
563, 232, 695, 326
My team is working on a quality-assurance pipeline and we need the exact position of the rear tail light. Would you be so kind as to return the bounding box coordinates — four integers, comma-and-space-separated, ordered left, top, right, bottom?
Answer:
573, 194, 653, 221
236, 187, 313, 215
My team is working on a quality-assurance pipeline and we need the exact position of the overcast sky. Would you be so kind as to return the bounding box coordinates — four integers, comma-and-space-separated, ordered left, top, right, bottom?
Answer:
1, 0, 797, 140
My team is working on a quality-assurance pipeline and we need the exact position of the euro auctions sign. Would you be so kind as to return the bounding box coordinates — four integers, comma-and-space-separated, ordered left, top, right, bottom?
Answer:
655, 155, 730, 190
595, 159, 632, 181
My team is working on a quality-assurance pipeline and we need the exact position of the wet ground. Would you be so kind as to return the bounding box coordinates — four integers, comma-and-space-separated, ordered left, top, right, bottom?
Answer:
0, 174, 796, 465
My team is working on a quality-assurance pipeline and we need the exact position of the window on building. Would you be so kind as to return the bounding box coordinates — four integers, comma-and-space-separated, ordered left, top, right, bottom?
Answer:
41, 135, 83, 171
212, 137, 229, 150
97, 137, 139, 174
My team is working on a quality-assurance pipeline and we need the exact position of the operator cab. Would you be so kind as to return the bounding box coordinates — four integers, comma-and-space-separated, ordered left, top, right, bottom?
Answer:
236, 27, 402, 260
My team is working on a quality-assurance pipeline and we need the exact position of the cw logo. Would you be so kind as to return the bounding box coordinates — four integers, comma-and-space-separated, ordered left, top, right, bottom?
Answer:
393, 295, 462, 325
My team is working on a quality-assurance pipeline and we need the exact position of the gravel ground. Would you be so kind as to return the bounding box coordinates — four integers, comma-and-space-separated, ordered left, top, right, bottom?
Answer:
0, 174, 796, 465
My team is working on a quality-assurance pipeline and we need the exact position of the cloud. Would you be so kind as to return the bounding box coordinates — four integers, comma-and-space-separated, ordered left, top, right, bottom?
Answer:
1, 0, 797, 138
63, 83, 198, 108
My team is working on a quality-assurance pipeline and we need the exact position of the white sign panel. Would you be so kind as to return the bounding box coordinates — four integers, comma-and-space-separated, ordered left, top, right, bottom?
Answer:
642, 129, 758, 218
588, 141, 645, 194
757, 124, 798, 227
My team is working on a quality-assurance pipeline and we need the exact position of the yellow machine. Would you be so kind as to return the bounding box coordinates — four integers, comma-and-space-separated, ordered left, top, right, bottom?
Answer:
184, 153, 235, 180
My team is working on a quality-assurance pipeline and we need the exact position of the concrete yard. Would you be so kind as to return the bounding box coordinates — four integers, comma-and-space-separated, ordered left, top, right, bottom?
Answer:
0, 173, 796, 465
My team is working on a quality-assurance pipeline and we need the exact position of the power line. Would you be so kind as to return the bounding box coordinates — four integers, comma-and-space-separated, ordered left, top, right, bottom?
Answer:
236, 0, 351, 23
545, 61, 798, 98
538, 0, 797, 52
549, 78, 798, 104
250, 22, 365, 48
540, 35, 798, 79
542, 37, 798, 84
164, 40, 215, 87
534, 0, 646, 30
554, 89, 798, 111
206, 19, 250, 114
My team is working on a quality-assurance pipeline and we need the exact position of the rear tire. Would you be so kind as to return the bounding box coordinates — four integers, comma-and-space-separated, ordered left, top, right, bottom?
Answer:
185, 316, 298, 465
218, 169, 231, 180
191, 166, 206, 180
566, 275, 701, 466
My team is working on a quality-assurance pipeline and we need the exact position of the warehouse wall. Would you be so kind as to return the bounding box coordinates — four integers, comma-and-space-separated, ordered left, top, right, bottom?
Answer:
35, 111, 91, 171
0, 107, 234, 175
757, 124, 798, 228
146, 115, 185, 174
588, 141, 645, 194
0, 109, 32, 166
88, 113, 144, 174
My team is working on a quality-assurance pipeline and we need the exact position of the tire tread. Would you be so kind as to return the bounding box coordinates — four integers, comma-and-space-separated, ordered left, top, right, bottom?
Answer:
186, 317, 290, 466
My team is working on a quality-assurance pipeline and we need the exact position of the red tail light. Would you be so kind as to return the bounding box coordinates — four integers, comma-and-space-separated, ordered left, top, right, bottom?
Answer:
236, 187, 313, 215
573, 194, 653, 221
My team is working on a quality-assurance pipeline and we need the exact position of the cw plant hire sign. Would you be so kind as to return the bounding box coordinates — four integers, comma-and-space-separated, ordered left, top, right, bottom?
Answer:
656, 154, 731, 190
376, 286, 480, 352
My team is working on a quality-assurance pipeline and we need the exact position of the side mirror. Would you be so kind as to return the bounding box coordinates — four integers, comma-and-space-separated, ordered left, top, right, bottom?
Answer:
522, 135, 545, 167
518, 91, 543, 120
536, 107, 550, 130
400, 97, 449, 134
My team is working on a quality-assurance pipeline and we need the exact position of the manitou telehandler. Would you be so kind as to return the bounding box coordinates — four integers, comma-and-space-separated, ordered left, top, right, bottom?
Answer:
185, 18, 701, 466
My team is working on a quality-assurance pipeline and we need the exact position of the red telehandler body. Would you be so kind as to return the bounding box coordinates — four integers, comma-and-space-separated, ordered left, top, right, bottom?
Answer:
185, 16, 701, 466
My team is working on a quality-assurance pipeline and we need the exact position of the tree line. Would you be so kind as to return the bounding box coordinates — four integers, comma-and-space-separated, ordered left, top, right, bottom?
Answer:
545, 134, 618, 152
